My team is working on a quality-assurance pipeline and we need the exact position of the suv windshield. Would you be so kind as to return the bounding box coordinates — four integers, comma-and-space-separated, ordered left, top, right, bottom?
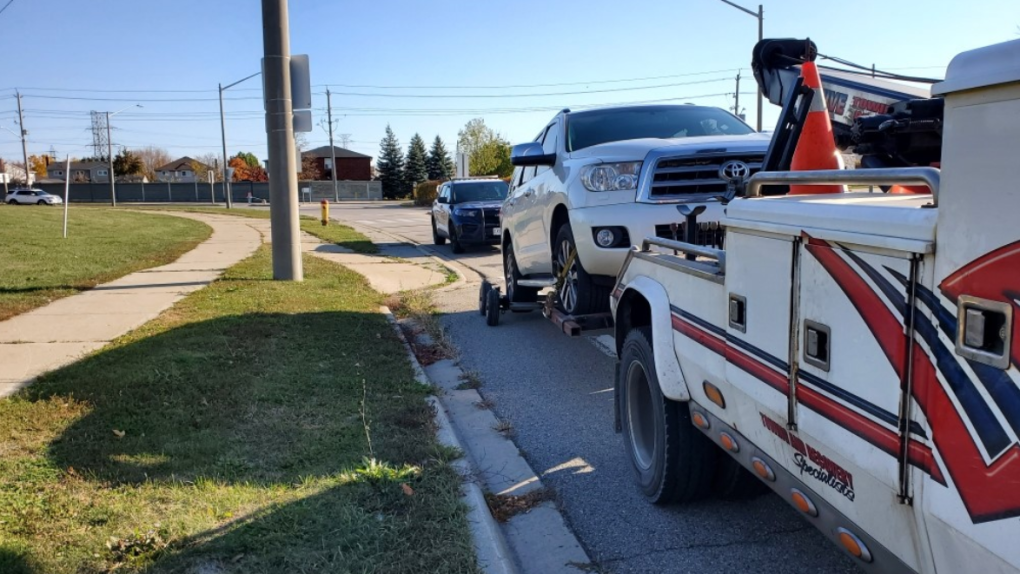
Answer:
566, 106, 754, 152
451, 181, 508, 203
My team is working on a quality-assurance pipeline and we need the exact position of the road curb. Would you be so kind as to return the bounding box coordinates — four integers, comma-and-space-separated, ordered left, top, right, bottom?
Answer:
381, 306, 520, 574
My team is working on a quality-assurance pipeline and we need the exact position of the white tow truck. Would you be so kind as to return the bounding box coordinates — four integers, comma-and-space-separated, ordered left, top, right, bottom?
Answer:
610, 38, 1020, 573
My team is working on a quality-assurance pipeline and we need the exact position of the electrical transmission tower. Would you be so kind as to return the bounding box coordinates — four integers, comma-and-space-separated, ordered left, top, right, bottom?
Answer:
339, 134, 352, 149
90, 111, 109, 160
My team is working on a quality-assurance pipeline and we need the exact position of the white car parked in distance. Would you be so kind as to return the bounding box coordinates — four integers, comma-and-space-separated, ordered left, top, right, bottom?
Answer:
5, 189, 63, 205
499, 104, 771, 315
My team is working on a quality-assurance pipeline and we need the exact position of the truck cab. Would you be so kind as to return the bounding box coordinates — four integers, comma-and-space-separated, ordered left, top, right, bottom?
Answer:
611, 38, 1020, 573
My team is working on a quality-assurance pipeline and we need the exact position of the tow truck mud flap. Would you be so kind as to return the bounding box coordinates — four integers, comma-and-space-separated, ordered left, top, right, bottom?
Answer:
689, 403, 916, 574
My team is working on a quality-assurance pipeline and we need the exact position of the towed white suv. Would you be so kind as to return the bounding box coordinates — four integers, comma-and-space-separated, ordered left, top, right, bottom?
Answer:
499, 104, 771, 315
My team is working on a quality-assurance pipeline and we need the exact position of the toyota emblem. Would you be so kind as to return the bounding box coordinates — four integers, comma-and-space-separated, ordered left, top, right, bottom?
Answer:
718, 160, 751, 184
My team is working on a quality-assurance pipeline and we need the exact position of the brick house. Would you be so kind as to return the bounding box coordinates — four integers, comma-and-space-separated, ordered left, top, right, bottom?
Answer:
301, 146, 372, 181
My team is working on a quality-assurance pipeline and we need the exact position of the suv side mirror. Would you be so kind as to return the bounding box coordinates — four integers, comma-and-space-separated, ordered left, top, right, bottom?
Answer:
511, 142, 556, 167
437, 196, 449, 204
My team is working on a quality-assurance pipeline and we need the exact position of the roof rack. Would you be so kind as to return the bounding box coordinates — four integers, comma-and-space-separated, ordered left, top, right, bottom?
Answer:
450, 176, 502, 181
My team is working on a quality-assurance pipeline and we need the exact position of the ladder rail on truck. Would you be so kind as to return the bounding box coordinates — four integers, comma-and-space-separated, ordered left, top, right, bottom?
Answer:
611, 37, 1020, 574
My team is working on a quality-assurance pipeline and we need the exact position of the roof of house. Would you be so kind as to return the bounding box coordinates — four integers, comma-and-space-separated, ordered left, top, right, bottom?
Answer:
156, 156, 209, 172
302, 146, 371, 159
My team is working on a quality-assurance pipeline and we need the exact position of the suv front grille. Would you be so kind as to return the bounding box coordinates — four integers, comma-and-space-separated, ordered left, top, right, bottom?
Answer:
655, 222, 726, 249
483, 208, 500, 226
650, 154, 764, 198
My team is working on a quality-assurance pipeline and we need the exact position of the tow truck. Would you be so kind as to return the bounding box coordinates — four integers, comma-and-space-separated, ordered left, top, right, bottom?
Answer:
610, 37, 1020, 573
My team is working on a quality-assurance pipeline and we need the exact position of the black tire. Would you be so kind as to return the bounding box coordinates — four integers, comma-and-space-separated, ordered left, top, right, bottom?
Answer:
432, 217, 447, 245
479, 280, 492, 316
485, 288, 501, 326
553, 224, 609, 315
451, 227, 465, 254
37, 200, 46, 205
504, 245, 538, 304
713, 455, 770, 500
619, 327, 716, 504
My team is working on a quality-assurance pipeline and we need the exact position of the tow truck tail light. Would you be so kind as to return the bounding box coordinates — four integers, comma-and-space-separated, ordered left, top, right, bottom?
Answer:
692, 411, 710, 429
791, 488, 818, 517
703, 382, 725, 408
719, 432, 739, 453
836, 528, 873, 563
751, 457, 775, 481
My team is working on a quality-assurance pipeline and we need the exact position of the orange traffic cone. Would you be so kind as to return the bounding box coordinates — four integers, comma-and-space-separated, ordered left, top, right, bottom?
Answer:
789, 60, 844, 195
890, 162, 940, 194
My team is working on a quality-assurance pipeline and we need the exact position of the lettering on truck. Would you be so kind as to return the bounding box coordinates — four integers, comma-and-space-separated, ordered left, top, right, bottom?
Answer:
760, 412, 856, 501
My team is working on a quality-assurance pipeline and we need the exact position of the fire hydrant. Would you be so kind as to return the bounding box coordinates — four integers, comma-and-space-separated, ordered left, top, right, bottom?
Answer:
320, 199, 329, 226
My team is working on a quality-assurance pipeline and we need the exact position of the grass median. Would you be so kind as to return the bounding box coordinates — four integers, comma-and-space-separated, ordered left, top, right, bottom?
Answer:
0, 206, 211, 321
0, 246, 477, 574
136, 205, 377, 254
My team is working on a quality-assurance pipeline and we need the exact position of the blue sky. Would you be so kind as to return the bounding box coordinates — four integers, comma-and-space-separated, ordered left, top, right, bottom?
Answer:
1, 0, 1017, 166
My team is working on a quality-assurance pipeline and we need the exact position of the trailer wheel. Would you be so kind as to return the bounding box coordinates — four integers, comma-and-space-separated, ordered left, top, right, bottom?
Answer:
619, 327, 715, 504
479, 280, 492, 316
485, 288, 501, 326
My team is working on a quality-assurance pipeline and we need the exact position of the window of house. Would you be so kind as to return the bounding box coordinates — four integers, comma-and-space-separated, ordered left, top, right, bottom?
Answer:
181, 171, 189, 177
324, 158, 333, 170
98, 169, 108, 176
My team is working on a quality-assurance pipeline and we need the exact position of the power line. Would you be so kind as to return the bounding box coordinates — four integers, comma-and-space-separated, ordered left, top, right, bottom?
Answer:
0, 0, 17, 17
22, 93, 263, 103
316, 78, 730, 99
314, 68, 742, 90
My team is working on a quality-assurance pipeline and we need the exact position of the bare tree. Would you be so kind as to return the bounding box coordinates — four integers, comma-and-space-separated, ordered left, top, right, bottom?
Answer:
135, 146, 172, 182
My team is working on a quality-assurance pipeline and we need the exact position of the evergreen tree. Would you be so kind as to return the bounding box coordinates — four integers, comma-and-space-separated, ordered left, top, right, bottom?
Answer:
377, 125, 405, 199
404, 133, 429, 192
426, 135, 455, 180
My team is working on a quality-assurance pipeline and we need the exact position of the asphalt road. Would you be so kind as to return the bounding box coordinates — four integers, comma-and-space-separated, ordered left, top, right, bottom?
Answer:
321, 202, 859, 574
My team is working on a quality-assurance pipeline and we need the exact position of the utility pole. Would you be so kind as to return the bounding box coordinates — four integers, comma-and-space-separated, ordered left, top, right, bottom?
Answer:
733, 71, 741, 119
218, 83, 232, 208
718, 0, 763, 131
263, 0, 303, 281
16, 91, 29, 187
106, 111, 116, 206
326, 88, 338, 202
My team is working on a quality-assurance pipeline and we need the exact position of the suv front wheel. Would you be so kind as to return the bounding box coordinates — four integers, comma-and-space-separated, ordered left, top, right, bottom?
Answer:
553, 224, 609, 315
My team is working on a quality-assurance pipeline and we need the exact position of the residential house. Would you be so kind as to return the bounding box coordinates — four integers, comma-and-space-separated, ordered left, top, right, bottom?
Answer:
301, 146, 372, 181
46, 161, 111, 183
155, 157, 209, 183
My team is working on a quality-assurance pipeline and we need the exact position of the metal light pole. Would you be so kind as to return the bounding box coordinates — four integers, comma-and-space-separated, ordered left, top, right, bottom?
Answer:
105, 104, 142, 206
718, 0, 763, 131
263, 0, 303, 281
219, 72, 261, 209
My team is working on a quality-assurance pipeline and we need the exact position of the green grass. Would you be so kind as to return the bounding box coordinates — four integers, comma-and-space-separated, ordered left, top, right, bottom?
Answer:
0, 206, 211, 321
136, 206, 378, 254
0, 247, 477, 574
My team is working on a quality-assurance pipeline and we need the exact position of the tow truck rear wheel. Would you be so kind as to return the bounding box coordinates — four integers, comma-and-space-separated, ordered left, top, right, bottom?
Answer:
619, 327, 716, 504
713, 454, 770, 500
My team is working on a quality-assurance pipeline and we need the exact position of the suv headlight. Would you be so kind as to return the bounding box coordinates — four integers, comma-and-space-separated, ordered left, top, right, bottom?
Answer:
580, 162, 642, 192
453, 207, 479, 217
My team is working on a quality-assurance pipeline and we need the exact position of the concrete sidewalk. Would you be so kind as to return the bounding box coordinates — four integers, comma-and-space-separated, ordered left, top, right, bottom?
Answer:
0, 212, 263, 398
243, 219, 452, 294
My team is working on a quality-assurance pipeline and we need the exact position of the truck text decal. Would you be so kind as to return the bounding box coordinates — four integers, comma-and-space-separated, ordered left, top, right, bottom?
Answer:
761, 412, 856, 501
